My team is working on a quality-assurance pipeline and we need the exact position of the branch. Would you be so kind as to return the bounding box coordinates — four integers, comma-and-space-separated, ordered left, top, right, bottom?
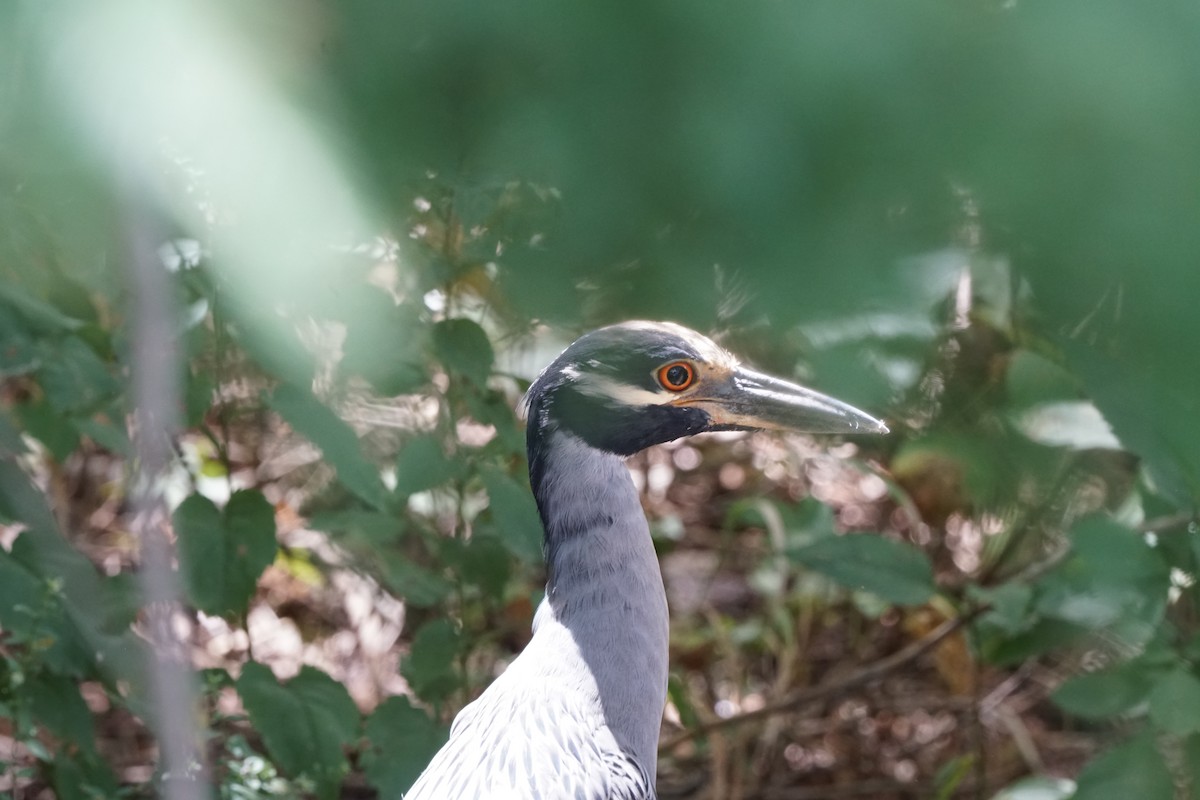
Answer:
1137, 511, 1197, 534
659, 605, 990, 752
123, 194, 211, 799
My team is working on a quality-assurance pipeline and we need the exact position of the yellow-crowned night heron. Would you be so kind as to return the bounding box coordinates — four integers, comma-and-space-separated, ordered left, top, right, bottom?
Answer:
405, 321, 886, 799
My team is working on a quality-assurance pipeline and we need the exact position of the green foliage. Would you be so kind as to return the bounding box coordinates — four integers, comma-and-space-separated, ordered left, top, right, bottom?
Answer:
401, 619, 462, 706
1071, 732, 1174, 800
789, 533, 936, 607
362, 697, 448, 797
236, 663, 360, 800
175, 490, 278, 617
478, 467, 544, 563
268, 385, 391, 511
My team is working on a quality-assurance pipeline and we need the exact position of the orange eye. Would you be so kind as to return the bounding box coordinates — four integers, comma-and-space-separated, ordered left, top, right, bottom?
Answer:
657, 361, 695, 392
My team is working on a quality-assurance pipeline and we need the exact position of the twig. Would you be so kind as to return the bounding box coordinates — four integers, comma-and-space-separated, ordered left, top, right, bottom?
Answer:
660, 605, 990, 752
1137, 511, 1197, 534
123, 193, 210, 799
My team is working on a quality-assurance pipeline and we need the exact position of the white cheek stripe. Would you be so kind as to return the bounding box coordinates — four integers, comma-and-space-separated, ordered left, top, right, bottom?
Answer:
574, 373, 674, 406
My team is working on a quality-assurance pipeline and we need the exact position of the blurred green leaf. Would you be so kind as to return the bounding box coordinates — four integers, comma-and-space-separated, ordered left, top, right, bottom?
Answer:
401, 618, 461, 704
0, 410, 25, 456
174, 490, 278, 617
73, 415, 131, 456
1034, 516, 1169, 643
50, 751, 119, 800
479, 467, 543, 563
440, 534, 511, 599
28, 673, 94, 754
269, 384, 390, 510
237, 662, 359, 800
1072, 732, 1173, 800
1005, 350, 1081, 411
0, 312, 40, 377
1148, 667, 1200, 735
0, 285, 84, 334
309, 509, 404, 545
362, 696, 448, 798
970, 583, 1034, 635
1052, 660, 1157, 720
978, 618, 1087, 667
789, 533, 935, 606
1061, 340, 1200, 508
16, 398, 80, 461
382, 559, 454, 608
339, 288, 429, 395
432, 318, 494, 386
395, 435, 458, 497
37, 336, 120, 414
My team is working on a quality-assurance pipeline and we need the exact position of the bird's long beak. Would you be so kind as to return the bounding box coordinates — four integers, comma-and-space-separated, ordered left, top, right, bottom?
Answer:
676, 366, 889, 435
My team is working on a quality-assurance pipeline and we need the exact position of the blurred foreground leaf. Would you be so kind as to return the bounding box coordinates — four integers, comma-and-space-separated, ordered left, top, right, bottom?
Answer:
432, 318, 494, 386
269, 384, 390, 510
1071, 732, 1172, 800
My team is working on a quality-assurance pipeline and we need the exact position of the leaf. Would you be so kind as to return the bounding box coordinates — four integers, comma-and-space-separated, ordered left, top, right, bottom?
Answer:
382, 558, 454, 608
440, 535, 511, 599
1072, 732, 1173, 800
1185, 733, 1200, 792
789, 533, 935, 606
269, 384, 389, 510
432, 318, 494, 386
362, 696, 448, 798
394, 435, 458, 497
16, 398, 80, 461
479, 468, 543, 563
1034, 516, 1170, 643
1061, 339, 1200, 508
37, 336, 120, 414
174, 491, 278, 617
969, 583, 1034, 635
401, 619, 461, 704
236, 662, 360, 800
309, 509, 404, 545
73, 416, 131, 456
1014, 402, 1120, 451
1148, 667, 1200, 735
0, 409, 25, 456
50, 751, 119, 800
465, 388, 524, 456
1053, 660, 1158, 720
1004, 349, 1081, 410
0, 312, 40, 377
979, 618, 1087, 666
28, 673, 95, 754
339, 289, 429, 395
0, 284, 84, 333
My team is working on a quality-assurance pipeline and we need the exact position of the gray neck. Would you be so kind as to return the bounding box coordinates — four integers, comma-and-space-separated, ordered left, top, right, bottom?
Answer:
530, 429, 669, 774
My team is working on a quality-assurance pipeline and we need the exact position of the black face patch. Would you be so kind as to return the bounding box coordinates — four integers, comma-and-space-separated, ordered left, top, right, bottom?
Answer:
523, 324, 725, 486
549, 386, 711, 456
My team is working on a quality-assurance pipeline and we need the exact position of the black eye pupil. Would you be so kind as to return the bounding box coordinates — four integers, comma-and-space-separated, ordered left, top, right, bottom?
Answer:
666, 365, 689, 386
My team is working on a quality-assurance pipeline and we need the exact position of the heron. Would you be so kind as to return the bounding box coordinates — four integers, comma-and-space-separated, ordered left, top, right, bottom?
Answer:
405, 321, 887, 799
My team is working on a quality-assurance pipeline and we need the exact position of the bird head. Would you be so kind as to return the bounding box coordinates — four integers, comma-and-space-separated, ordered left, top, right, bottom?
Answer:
524, 321, 887, 456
